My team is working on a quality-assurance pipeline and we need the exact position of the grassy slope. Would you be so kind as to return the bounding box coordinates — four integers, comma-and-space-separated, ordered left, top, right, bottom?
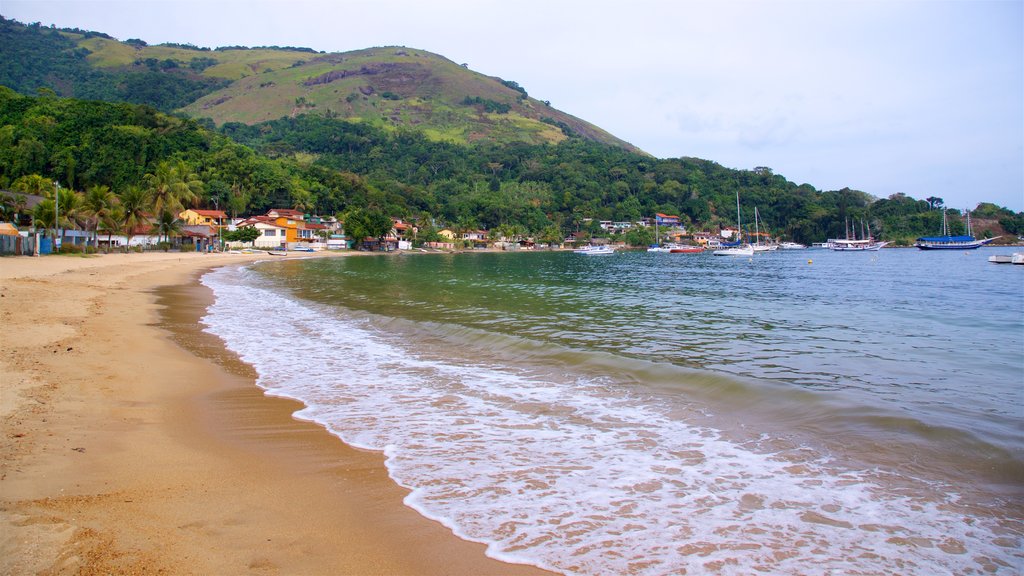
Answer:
75, 35, 638, 151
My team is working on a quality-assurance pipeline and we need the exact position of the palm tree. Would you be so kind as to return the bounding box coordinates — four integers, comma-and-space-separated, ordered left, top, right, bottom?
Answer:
83, 185, 115, 249
143, 161, 203, 239
155, 210, 184, 250
118, 185, 152, 251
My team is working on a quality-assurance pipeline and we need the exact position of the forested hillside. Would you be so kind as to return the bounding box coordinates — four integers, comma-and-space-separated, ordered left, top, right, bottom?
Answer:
0, 15, 1020, 245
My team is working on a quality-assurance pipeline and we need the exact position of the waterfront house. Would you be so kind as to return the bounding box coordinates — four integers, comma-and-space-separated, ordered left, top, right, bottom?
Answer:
235, 216, 288, 248
179, 209, 229, 228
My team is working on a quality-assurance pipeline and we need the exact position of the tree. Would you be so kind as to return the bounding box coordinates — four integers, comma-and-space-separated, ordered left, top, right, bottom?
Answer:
343, 207, 393, 249
224, 226, 261, 246
83, 184, 114, 248
155, 209, 183, 248
144, 160, 202, 218
118, 184, 151, 251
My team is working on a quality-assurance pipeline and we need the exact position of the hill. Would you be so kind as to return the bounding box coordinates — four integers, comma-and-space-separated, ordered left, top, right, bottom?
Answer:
0, 17, 638, 152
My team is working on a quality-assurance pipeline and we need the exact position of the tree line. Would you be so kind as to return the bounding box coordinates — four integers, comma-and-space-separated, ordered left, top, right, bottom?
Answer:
1, 89, 1021, 248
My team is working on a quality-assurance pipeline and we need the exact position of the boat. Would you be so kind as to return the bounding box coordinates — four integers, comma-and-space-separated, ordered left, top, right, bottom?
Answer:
268, 250, 288, 256
779, 242, 807, 250
713, 244, 755, 256
752, 208, 777, 252
646, 245, 672, 253
291, 245, 316, 252
989, 253, 1024, 265
915, 210, 997, 250
829, 218, 888, 251
573, 245, 616, 255
669, 245, 704, 253
714, 190, 754, 257
828, 238, 889, 251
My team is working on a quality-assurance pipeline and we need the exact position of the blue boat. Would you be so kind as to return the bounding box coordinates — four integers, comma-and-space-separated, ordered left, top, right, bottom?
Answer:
915, 209, 996, 250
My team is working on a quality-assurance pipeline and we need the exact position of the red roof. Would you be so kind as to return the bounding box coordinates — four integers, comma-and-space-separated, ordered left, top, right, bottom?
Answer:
191, 209, 228, 218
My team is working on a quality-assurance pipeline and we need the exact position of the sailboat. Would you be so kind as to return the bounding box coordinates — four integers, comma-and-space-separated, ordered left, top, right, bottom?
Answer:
828, 218, 888, 251
714, 191, 754, 256
752, 207, 777, 252
915, 209, 996, 250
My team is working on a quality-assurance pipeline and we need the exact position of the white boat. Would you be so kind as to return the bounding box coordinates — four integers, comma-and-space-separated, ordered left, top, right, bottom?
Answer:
713, 244, 755, 256
573, 245, 616, 255
830, 218, 888, 251
828, 238, 889, 251
989, 253, 1024, 264
268, 250, 288, 256
752, 207, 778, 252
646, 245, 671, 253
779, 242, 807, 250
714, 190, 754, 257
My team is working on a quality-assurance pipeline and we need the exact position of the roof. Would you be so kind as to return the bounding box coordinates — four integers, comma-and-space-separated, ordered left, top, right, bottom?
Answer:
0, 222, 19, 236
187, 209, 228, 218
267, 208, 305, 218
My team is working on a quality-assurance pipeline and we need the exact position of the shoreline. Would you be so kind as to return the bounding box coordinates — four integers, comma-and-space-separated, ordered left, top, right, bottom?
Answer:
0, 252, 549, 575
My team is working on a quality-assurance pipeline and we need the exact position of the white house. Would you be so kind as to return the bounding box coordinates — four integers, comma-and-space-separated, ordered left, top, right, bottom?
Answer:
234, 216, 288, 249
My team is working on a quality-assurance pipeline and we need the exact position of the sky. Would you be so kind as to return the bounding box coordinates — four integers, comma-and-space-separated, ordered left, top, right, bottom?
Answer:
4, 0, 1023, 211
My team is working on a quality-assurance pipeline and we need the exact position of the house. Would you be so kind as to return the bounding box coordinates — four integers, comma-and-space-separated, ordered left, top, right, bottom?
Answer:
235, 216, 288, 248
438, 229, 457, 241
462, 229, 489, 248
721, 227, 739, 240
266, 208, 306, 221
656, 213, 681, 227
179, 209, 229, 227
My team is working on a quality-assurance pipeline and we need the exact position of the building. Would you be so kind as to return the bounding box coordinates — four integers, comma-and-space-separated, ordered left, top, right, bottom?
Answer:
234, 216, 288, 248
179, 209, 229, 227
655, 213, 681, 227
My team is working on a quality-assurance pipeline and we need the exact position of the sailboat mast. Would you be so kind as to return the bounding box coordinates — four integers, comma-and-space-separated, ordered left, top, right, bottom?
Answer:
735, 190, 741, 243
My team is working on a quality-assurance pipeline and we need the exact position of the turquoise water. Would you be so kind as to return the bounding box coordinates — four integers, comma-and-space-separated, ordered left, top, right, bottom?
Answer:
202, 247, 1023, 574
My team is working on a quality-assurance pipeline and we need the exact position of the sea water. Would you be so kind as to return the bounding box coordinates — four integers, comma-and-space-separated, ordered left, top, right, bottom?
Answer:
201, 248, 1023, 574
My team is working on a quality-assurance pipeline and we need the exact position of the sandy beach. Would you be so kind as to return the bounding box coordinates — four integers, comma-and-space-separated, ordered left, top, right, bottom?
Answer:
0, 251, 550, 575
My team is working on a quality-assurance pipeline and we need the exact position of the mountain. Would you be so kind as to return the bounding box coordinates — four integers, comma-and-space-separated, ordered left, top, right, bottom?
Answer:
0, 17, 639, 152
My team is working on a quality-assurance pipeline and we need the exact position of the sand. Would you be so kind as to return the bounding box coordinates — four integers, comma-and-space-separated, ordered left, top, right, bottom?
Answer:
0, 251, 550, 575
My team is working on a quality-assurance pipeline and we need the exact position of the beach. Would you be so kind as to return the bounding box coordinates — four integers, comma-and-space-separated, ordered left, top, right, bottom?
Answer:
0, 251, 549, 575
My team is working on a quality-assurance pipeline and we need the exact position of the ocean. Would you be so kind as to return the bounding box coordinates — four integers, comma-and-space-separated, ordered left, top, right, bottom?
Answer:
200, 247, 1023, 575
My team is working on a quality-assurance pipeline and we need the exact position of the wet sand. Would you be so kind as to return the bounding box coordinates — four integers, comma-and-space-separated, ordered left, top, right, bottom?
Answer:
0, 252, 549, 575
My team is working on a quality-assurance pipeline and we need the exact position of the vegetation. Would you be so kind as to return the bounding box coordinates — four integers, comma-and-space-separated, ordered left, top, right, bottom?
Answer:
0, 13, 1020, 247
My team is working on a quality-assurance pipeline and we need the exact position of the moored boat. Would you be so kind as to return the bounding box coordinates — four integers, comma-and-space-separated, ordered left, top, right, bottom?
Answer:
713, 244, 755, 256
828, 238, 889, 251
915, 209, 996, 250
779, 242, 807, 250
573, 245, 616, 255
669, 245, 704, 253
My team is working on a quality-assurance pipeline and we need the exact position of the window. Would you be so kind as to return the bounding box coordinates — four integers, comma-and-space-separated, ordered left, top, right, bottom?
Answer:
264, 229, 276, 236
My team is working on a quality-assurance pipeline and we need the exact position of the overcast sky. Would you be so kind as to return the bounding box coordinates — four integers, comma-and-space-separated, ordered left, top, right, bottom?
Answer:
4, 0, 1022, 211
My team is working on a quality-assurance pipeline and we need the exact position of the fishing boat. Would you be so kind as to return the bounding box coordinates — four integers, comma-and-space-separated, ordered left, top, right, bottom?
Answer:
916, 210, 996, 250
714, 190, 754, 257
573, 245, 616, 255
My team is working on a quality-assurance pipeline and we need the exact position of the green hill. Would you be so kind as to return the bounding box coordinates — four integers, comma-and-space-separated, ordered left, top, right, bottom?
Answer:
181, 47, 638, 151
0, 17, 637, 152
